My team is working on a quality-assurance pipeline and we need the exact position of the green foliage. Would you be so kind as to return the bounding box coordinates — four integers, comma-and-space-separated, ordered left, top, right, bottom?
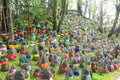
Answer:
90, 0, 97, 14
78, 0, 83, 5
11, 0, 48, 27
48, 21, 53, 28
58, 0, 62, 8
29, 0, 47, 21
97, 67, 103, 76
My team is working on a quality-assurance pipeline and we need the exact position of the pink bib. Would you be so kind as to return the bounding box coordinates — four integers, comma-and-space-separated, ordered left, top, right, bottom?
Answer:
84, 48, 89, 51
1, 33, 7, 36
11, 69, 16, 74
72, 46, 75, 49
0, 48, 7, 51
45, 52, 49, 54
75, 56, 80, 61
14, 34, 18, 37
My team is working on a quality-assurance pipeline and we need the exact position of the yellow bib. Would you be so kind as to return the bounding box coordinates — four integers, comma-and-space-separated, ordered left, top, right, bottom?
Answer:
9, 45, 14, 48
4, 36, 9, 39
50, 48, 54, 51
83, 35, 87, 39
15, 45, 18, 48
33, 54, 39, 57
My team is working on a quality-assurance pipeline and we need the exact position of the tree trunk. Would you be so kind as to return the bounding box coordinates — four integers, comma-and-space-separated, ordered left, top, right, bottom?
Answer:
2, 0, 14, 40
0, 0, 2, 31
52, 0, 57, 30
15, 0, 19, 15
47, 0, 52, 12
89, 0, 91, 19
108, 4, 120, 38
2, 0, 9, 32
9, 6, 14, 40
114, 25, 120, 37
77, 3, 82, 16
98, 0, 103, 33
84, 0, 88, 17
66, 3, 68, 15
57, 0, 66, 32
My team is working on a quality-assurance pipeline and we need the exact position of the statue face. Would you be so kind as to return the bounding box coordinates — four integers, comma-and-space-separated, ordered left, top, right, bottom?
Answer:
15, 70, 28, 80
6, 74, 14, 80
19, 72, 26, 79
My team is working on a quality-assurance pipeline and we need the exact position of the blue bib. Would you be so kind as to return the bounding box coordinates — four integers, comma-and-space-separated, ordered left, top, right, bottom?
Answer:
82, 39, 86, 43
74, 71, 79, 76
67, 47, 71, 51
26, 55, 30, 59
41, 37, 47, 41
53, 45, 57, 49
18, 38, 23, 43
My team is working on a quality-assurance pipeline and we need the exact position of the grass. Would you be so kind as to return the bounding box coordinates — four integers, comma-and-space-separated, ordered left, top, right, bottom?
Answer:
92, 70, 120, 80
